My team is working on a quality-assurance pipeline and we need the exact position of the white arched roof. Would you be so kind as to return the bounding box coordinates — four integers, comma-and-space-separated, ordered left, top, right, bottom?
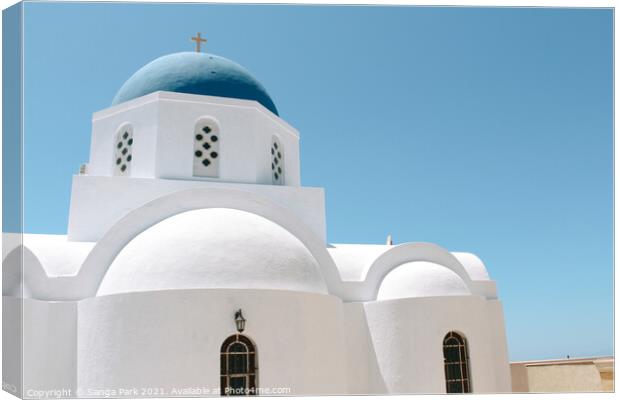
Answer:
97, 208, 327, 296
11, 187, 341, 301
2, 235, 95, 299
452, 252, 491, 281
377, 261, 470, 300
327, 242, 497, 301
6, 190, 497, 302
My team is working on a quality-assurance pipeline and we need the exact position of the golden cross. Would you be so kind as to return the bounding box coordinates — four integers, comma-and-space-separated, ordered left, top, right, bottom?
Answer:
191, 32, 207, 53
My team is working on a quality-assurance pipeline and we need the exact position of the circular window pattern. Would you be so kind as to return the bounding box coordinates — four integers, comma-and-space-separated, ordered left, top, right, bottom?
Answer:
193, 122, 220, 177
270, 137, 284, 185
114, 127, 133, 176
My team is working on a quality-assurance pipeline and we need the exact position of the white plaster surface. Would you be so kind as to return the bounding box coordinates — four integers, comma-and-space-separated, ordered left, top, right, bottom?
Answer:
97, 208, 327, 296
3, 246, 47, 298
452, 252, 491, 280
3, 297, 23, 398
13, 298, 78, 398
22, 235, 95, 276
77, 289, 347, 396
342, 302, 389, 394
2, 233, 22, 260
328, 243, 493, 285
5, 221, 497, 303
67, 175, 326, 243
327, 244, 393, 281
88, 92, 300, 186
377, 261, 471, 300
7, 290, 512, 397
363, 295, 512, 394
70, 187, 340, 302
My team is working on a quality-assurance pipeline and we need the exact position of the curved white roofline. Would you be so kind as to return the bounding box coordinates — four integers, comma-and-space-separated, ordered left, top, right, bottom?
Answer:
96, 208, 328, 296
25, 187, 342, 300
451, 252, 491, 281
3, 246, 47, 298
377, 261, 471, 300
366, 242, 473, 290
331, 242, 497, 302
6, 205, 497, 302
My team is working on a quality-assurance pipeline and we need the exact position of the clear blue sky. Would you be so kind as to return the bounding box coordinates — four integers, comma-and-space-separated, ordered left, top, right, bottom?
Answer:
19, 3, 612, 361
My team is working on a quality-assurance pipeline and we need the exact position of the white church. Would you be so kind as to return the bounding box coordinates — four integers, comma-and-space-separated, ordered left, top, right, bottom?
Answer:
3, 42, 511, 397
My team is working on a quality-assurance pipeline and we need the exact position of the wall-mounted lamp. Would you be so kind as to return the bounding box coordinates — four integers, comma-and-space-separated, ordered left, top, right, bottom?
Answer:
234, 309, 246, 333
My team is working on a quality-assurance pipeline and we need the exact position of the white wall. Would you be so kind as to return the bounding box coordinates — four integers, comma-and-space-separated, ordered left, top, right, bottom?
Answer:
254, 111, 300, 186
21, 299, 77, 398
486, 299, 512, 391
4, 291, 511, 397
361, 295, 512, 394
77, 289, 347, 396
342, 302, 388, 394
3, 297, 23, 398
89, 98, 158, 179
87, 92, 300, 186
67, 176, 326, 243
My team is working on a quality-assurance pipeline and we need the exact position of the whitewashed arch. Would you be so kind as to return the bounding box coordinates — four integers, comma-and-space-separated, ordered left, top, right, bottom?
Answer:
2, 246, 47, 298
335, 242, 475, 302
9, 188, 348, 301
66, 187, 343, 300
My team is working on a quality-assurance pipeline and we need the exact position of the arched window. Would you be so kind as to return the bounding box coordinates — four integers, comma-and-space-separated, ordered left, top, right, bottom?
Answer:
113, 124, 133, 176
220, 334, 257, 396
193, 119, 220, 177
270, 136, 284, 185
443, 331, 471, 393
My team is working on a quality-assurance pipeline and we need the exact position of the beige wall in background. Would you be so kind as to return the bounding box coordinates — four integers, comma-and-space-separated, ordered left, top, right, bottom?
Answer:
511, 357, 614, 393
596, 359, 614, 392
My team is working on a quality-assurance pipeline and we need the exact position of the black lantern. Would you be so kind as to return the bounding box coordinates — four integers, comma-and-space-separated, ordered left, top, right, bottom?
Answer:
234, 309, 246, 332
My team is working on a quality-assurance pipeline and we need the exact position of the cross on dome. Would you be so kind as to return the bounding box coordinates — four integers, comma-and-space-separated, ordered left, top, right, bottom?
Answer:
191, 32, 207, 52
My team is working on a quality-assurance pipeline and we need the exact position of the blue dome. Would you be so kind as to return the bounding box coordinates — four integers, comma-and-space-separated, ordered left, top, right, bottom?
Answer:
112, 52, 278, 115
